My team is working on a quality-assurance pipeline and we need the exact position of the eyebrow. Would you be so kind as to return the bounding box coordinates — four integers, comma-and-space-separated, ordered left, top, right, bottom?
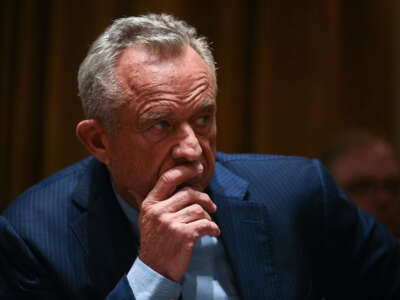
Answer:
141, 110, 173, 122
197, 98, 217, 113
137, 98, 216, 128
137, 110, 173, 129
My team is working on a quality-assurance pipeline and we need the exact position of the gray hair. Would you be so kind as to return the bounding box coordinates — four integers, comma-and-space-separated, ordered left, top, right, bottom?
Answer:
78, 14, 217, 131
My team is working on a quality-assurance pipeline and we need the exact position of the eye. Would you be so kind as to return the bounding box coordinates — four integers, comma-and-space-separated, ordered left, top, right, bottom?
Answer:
153, 120, 171, 130
195, 114, 211, 126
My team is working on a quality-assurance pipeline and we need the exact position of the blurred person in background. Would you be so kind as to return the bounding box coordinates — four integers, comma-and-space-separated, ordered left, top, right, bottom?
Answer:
322, 131, 400, 238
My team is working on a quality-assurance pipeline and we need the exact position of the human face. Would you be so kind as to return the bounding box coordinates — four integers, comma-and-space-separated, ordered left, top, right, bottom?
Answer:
331, 141, 400, 236
106, 45, 217, 208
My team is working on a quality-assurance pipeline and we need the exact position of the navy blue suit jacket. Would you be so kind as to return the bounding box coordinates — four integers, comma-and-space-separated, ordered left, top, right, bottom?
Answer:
1, 152, 400, 299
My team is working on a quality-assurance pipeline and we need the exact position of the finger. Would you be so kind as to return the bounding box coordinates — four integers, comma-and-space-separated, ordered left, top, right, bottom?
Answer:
146, 162, 204, 203
160, 187, 216, 214
173, 203, 212, 223
185, 219, 221, 239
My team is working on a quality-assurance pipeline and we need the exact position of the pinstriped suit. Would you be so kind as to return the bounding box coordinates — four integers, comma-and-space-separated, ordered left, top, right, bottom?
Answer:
1, 152, 400, 299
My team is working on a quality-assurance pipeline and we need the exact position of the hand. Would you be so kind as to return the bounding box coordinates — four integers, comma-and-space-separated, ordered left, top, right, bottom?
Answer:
137, 161, 220, 282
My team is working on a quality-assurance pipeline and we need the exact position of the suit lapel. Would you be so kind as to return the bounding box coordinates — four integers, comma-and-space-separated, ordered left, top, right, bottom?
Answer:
208, 161, 282, 300
70, 158, 139, 298
69, 157, 281, 298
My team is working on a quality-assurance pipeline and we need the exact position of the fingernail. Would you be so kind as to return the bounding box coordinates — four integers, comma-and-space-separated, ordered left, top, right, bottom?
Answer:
196, 162, 204, 173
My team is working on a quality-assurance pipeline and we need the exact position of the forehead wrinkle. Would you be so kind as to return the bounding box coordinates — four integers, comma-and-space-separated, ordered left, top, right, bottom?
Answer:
184, 78, 209, 101
134, 73, 214, 110
138, 101, 175, 119
137, 96, 216, 127
125, 79, 165, 102
135, 64, 211, 91
175, 74, 216, 107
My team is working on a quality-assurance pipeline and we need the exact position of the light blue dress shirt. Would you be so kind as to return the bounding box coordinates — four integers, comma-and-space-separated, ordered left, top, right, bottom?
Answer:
115, 190, 240, 299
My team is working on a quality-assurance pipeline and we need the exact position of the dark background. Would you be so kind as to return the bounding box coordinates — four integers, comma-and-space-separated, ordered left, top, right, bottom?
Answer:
1, 0, 399, 210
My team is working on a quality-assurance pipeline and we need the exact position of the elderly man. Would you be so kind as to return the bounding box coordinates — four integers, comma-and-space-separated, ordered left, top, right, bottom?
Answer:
1, 14, 400, 300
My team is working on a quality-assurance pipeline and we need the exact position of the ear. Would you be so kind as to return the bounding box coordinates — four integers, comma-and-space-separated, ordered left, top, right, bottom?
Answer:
76, 119, 111, 165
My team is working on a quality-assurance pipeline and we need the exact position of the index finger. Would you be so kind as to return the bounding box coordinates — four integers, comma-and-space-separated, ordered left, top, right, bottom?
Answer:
145, 161, 204, 203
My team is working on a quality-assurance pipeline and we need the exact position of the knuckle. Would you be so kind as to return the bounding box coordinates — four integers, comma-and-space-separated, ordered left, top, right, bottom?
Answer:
195, 219, 209, 232
180, 186, 193, 193
174, 188, 189, 200
203, 219, 214, 229
143, 206, 168, 225
198, 193, 212, 206
146, 206, 159, 218
181, 188, 195, 198
166, 220, 179, 232
140, 205, 152, 218
199, 192, 211, 202
192, 203, 204, 215
158, 213, 168, 224
183, 226, 199, 241
159, 172, 174, 186
189, 230, 200, 241
141, 202, 153, 214
201, 220, 216, 233
183, 240, 195, 252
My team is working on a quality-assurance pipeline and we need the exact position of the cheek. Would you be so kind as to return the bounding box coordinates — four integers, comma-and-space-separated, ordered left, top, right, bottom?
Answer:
111, 146, 168, 196
205, 125, 217, 154
145, 141, 179, 178
200, 133, 217, 171
109, 150, 138, 183
108, 137, 155, 179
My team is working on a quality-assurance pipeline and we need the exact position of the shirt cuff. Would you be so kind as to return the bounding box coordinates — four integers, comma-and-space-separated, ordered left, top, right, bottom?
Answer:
127, 257, 181, 300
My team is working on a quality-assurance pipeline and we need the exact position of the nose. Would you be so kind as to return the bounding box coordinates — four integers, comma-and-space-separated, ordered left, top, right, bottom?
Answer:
172, 123, 202, 162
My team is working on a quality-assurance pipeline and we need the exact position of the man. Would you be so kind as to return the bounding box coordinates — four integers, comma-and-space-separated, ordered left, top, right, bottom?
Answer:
1, 14, 400, 300
322, 132, 400, 238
